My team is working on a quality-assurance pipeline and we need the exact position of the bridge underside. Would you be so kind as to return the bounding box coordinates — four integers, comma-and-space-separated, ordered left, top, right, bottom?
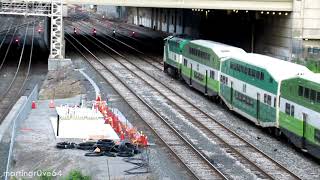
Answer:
65, 0, 293, 11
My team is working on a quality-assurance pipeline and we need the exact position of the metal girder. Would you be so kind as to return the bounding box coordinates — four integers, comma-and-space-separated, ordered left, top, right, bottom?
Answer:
50, 0, 63, 59
0, 1, 51, 15
0, 0, 64, 59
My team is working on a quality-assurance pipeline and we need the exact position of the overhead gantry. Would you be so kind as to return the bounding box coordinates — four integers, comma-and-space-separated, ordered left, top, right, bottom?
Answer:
0, 0, 64, 60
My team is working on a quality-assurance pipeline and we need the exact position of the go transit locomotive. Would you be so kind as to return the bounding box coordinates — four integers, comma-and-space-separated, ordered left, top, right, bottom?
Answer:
163, 35, 320, 159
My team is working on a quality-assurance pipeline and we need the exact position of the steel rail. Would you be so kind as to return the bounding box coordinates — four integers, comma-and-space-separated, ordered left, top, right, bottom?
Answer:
75, 21, 163, 71
72, 26, 273, 179
73, 24, 301, 180
0, 23, 13, 52
74, 18, 163, 65
0, 26, 18, 71
65, 33, 228, 180
0, 22, 35, 124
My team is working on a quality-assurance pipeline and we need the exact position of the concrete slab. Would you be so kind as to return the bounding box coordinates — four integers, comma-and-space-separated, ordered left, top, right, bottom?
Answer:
50, 117, 119, 140
11, 96, 150, 179
48, 58, 72, 71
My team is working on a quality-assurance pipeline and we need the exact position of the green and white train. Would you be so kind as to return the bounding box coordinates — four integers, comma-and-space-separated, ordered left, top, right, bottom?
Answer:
164, 35, 320, 159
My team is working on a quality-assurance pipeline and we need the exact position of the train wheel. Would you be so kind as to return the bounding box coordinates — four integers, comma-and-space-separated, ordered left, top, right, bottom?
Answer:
267, 128, 274, 135
274, 128, 282, 137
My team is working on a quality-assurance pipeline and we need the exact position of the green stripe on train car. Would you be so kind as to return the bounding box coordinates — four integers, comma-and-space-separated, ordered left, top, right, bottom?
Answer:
220, 84, 276, 123
281, 77, 320, 113
181, 66, 220, 93
165, 57, 179, 68
279, 112, 320, 145
279, 111, 303, 137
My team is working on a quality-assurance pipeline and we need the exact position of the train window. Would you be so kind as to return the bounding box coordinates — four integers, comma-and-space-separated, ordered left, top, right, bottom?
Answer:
298, 86, 303, 96
256, 71, 260, 79
274, 97, 277, 107
252, 70, 256, 77
172, 16, 174, 24
261, 72, 264, 80
269, 77, 273, 83
243, 84, 246, 93
315, 129, 320, 143
264, 94, 267, 103
246, 97, 251, 105
310, 90, 316, 102
240, 66, 244, 73
285, 103, 290, 115
267, 95, 271, 105
317, 92, 320, 103
304, 88, 310, 99
290, 105, 295, 116
184, 59, 187, 66
210, 71, 215, 79
245, 67, 248, 75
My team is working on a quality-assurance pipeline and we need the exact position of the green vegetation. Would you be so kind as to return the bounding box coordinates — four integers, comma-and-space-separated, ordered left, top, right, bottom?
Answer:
11, 170, 91, 180
63, 170, 91, 180
293, 58, 320, 73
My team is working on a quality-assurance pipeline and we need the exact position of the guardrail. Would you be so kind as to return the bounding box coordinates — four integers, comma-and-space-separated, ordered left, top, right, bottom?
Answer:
0, 84, 38, 180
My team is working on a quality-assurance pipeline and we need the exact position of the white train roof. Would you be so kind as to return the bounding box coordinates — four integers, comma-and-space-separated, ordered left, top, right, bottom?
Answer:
190, 40, 246, 58
297, 73, 320, 84
233, 53, 313, 81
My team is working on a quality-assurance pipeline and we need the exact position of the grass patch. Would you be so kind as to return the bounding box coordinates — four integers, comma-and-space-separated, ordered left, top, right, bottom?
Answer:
63, 170, 91, 180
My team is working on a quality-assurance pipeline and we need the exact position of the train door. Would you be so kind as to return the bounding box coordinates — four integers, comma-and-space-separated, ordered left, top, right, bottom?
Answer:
205, 70, 208, 94
230, 81, 234, 105
190, 64, 193, 86
302, 113, 308, 149
256, 93, 260, 121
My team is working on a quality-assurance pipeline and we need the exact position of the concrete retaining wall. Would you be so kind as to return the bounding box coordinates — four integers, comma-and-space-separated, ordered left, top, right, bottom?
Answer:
127, 7, 186, 35
0, 85, 38, 180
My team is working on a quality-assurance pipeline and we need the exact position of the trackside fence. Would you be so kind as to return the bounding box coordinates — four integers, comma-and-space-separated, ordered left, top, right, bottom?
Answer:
0, 84, 38, 180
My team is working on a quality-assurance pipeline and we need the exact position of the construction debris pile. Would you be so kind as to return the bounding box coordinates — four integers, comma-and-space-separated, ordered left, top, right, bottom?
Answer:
55, 96, 149, 157
56, 139, 141, 157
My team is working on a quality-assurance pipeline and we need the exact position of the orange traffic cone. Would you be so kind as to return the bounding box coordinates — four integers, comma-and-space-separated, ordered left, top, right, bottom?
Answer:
143, 135, 148, 146
49, 100, 55, 108
117, 122, 122, 133
31, 101, 36, 109
120, 131, 125, 141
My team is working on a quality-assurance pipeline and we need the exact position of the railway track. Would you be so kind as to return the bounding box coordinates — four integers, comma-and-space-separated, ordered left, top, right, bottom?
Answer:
65, 32, 228, 180
94, 19, 165, 63
69, 12, 164, 63
67, 24, 301, 179
0, 22, 34, 124
76, 21, 163, 69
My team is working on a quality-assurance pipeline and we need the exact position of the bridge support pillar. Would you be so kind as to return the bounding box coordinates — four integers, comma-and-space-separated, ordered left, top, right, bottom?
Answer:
48, 0, 71, 70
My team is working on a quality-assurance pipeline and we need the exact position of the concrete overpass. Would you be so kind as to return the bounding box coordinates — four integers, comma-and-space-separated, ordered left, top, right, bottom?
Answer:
65, 0, 293, 11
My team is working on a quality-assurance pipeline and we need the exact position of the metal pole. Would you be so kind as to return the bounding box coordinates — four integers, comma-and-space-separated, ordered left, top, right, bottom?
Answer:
57, 115, 60, 136
251, 23, 255, 53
